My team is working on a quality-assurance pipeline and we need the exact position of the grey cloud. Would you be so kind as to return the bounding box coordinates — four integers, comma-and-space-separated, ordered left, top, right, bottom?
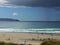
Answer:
0, 0, 60, 10
6, 0, 60, 7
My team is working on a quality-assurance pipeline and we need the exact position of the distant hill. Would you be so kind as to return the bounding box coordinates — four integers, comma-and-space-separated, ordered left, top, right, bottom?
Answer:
0, 18, 20, 21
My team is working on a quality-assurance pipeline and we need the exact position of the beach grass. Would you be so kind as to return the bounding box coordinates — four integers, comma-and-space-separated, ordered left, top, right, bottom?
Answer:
0, 42, 18, 45
41, 40, 60, 45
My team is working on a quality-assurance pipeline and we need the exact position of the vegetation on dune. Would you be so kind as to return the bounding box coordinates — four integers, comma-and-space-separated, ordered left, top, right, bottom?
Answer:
0, 42, 18, 45
0, 40, 60, 45
41, 40, 60, 45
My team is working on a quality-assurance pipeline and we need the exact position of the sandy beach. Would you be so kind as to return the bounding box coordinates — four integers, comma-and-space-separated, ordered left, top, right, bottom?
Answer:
0, 33, 60, 45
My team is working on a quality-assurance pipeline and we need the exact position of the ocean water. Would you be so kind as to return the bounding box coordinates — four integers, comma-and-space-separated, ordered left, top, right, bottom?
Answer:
0, 21, 60, 33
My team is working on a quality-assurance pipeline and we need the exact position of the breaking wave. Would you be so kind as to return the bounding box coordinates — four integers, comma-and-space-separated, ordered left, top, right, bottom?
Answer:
0, 28, 60, 33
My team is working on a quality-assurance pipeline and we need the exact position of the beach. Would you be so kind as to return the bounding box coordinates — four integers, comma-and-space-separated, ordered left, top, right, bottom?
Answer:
0, 33, 59, 45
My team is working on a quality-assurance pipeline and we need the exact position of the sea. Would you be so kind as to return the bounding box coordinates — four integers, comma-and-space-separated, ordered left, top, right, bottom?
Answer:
0, 21, 60, 33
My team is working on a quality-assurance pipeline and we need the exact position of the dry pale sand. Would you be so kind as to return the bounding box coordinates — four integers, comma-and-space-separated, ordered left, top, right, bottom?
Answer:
0, 33, 60, 45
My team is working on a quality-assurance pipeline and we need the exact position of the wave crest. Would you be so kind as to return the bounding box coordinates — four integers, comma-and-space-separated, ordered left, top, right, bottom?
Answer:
0, 28, 60, 33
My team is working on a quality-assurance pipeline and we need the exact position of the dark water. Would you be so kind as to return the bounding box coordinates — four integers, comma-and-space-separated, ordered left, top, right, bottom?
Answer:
0, 21, 60, 33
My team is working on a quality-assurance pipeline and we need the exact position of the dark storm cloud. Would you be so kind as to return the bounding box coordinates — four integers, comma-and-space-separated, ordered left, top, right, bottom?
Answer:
6, 0, 60, 7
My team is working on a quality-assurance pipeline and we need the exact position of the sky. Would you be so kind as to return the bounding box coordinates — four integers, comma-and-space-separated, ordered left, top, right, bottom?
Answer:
0, 0, 60, 21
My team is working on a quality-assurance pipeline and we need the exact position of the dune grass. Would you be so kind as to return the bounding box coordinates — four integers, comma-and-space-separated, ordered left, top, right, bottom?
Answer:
41, 40, 60, 45
0, 42, 18, 45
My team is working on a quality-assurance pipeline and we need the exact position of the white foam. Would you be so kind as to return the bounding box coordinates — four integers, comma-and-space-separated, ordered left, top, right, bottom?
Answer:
31, 28, 60, 30
0, 28, 60, 33
14, 28, 60, 33
0, 28, 15, 32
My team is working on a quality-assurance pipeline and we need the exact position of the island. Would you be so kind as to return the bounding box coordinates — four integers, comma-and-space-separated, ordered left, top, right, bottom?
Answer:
0, 18, 20, 21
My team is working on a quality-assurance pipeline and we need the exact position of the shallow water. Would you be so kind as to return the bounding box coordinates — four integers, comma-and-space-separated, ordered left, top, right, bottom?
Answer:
0, 21, 60, 33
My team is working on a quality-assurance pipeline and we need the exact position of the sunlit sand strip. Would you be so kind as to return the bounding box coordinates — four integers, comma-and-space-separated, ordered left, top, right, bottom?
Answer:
0, 32, 60, 45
